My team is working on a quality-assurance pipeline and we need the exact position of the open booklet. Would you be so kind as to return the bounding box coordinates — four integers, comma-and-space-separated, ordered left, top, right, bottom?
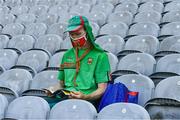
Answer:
43, 88, 72, 97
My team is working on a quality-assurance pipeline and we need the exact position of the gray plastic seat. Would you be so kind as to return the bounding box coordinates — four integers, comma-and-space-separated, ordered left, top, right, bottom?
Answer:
139, 1, 164, 13
34, 34, 63, 55
36, 0, 56, 6
8, 35, 35, 52
119, 0, 141, 4
115, 2, 138, 15
91, 3, 114, 16
125, 35, 159, 55
16, 13, 36, 26
162, 11, 180, 23
118, 53, 156, 76
156, 54, 180, 74
114, 74, 155, 106
48, 4, 69, 16
100, 22, 128, 38
0, 49, 18, 70
0, 94, 8, 120
0, 69, 32, 95
154, 76, 180, 100
48, 51, 66, 67
0, 35, 9, 49
16, 50, 49, 72
10, 5, 29, 16
30, 70, 59, 89
107, 52, 118, 72
0, 13, 15, 26
61, 37, 73, 50
0, 6, 10, 15
47, 22, 68, 39
56, 0, 77, 7
90, 22, 100, 37
134, 11, 161, 24
29, 5, 48, 17
98, 103, 150, 120
160, 22, 180, 36
36, 13, 58, 27
5, 96, 50, 119
58, 11, 80, 23
2, 23, 24, 36
95, 35, 125, 55
70, 3, 91, 16
165, 1, 180, 12
97, 0, 119, 5
108, 11, 133, 26
49, 99, 97, 120
160, 35, 180, 52
25, 23, 47, 39
128, 22, 160, 37
87, 11, 107, 27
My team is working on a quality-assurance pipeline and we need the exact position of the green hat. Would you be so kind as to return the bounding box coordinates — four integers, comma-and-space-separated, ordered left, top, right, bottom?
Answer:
66, 16, 104, 52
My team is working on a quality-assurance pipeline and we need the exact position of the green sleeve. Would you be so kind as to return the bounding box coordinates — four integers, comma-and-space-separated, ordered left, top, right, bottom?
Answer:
57, 54, 65, 81
95, 52, 111, 83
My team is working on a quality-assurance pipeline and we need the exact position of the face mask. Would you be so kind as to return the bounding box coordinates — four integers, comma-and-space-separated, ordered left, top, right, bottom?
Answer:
70, 34, 87, 48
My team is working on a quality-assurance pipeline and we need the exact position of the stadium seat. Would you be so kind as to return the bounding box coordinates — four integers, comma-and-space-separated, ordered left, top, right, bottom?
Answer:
48, 4, 69, 16
128, 22, 160, 37
139, 1, 164, 13
108, 11, 133, 26
0, 13, 16, 26
120, 0, 141, 4
3, 0, 21, 7
117, 53, 156, 76
29, 5, 48, 17
134, 11, 162, 24
97, 0, 119, 6
95, 35, 125, 55
87, 11, 107, 27
0, 94, 8, 120
48, 50, 66, 68
0, 69, 32, 95
8, 35, 35, 52
155, 54, 180, 75
30, 69, 59, 89
58, 11, 80, 23
162, 11, 180, 23
0, 49, 18, 70
22, 0, 37, 6
25, 23, 47, 39
5, 96, 50, 119
10, 5, 29, 16
154, 76, 180, 100
141, 0, 164, 3
56, 0, 77, 7
145, 98, 180, 119
61, 37, 73, 50
91, 3, 114, 16
115, 2, 138, 15
160, 22, 180, 36
34, 34, 63, 55
114, 74, 155, 106
16, 13, 36, 26
164, 1, 180, 12
78, 0, 97, 6
49, 99, 97, 119
16, 50, 49, 73
107, 52, 118, 72
70, 4, 91, 16
99, 22, 128, 38
98, 103, 150, 119
47, 22, 68, 39
36, 13, 58, 27
2, 23, 24, 36
124, 35, 159, 55
90, 22, 100, 37
0, 35, 9, 49
36, 0, 56, 6
160, 36, 180, 52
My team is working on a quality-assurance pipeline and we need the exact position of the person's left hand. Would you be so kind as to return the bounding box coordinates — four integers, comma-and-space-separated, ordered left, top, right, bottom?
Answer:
69, 91, 86, 99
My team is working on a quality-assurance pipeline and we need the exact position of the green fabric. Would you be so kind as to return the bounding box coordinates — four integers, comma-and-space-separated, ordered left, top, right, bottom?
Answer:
66, 16, 104, 52
57, 48, 111, 95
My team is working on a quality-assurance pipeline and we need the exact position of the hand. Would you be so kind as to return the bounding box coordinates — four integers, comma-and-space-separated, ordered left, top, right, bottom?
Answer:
42, 89, 53, 97
69, 91, 86, 100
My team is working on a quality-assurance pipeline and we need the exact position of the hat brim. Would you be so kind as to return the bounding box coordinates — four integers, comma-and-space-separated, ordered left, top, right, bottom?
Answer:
65, 25, 83, 32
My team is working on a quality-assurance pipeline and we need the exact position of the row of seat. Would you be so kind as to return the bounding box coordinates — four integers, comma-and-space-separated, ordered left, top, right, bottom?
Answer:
0, 96, 152, 120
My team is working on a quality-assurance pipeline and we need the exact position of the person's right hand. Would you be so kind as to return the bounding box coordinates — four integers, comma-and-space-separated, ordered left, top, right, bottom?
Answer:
42, 89, 53, 97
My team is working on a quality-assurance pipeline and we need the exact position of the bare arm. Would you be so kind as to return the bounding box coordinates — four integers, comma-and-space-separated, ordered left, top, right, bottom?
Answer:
70, 83, 107, 101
